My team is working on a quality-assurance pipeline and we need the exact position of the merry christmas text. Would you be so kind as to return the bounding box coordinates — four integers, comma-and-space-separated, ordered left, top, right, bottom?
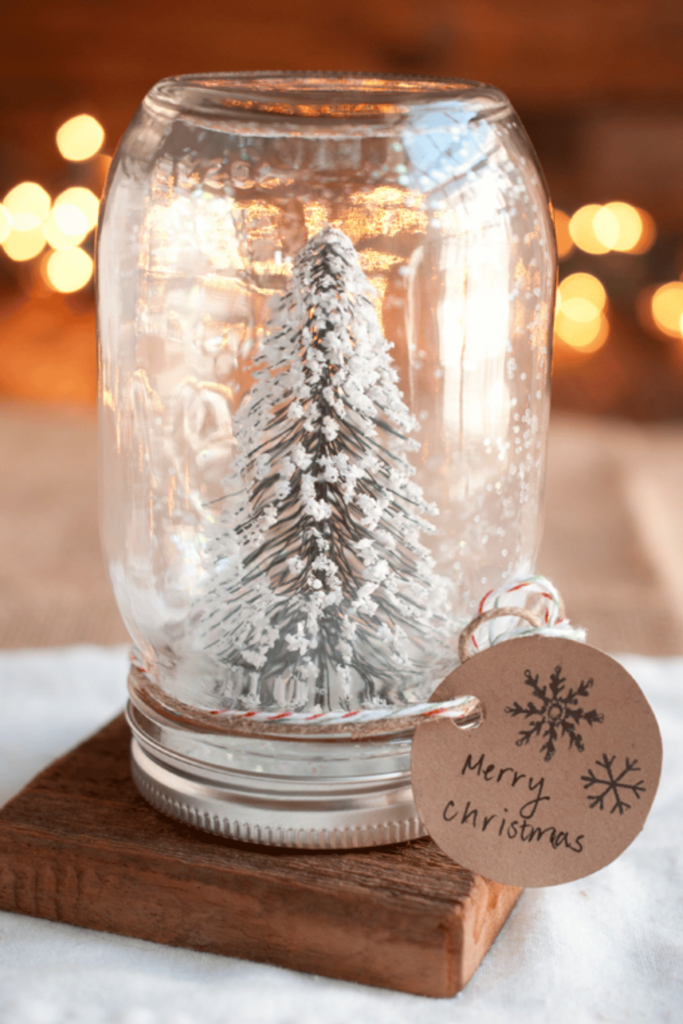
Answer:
440, 750, 585, 854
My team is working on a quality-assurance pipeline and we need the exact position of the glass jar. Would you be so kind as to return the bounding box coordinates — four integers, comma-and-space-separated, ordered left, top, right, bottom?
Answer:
97, 72, 555, 847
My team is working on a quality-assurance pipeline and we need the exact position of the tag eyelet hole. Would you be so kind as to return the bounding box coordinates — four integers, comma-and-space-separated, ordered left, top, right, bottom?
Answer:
452, 695, 485, 731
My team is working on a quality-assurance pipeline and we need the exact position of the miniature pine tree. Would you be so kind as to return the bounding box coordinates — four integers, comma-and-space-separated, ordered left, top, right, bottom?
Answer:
202, 226, 454, 711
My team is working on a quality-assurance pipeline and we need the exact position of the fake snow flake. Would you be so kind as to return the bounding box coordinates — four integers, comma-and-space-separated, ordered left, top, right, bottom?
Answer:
202, 227, 455, 711
322, 416, 339, 441
581, 754, 646, 815
505, 664, 604, 762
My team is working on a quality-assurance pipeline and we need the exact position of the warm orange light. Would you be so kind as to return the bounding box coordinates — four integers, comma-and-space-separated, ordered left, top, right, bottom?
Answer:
44, 208, 88, 249
555, 272, 608, 352
96, 154, 113, 189
2, 226, 47, 261
54, 187, 99, 230
555, 310, 609, 352
54, 204, 89, 237
56, 114, 105, 162
650, 282, 683, 338
304, 202, 329, 239
560, 297, 600, 322
3, 182, 51, 231
554, 209, 574, 259
44, 246, 93, 292
0, 204, 12, 244
358, 251, 403, 274
593, 203, 630, 250
630, 209, 657, 254
568, 205, 609, 255
345, 186, 428, 242
557, 273, 607, 313
592, 201, 655, 254
44, 188, 100, 250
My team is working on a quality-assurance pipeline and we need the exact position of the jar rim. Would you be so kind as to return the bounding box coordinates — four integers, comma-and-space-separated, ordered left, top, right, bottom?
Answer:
144, 71, 512, 130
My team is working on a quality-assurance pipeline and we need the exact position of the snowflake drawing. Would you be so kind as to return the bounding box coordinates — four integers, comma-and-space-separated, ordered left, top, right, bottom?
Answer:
581, 754, 646, 815
505, 664, 604, 762
201, 226, 454, 711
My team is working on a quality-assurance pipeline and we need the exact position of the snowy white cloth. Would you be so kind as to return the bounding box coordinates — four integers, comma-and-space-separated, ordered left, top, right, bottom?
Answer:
0, 646, 681, 1024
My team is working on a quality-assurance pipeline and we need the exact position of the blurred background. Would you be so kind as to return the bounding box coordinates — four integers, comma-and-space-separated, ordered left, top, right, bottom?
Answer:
1, 0, 682, 655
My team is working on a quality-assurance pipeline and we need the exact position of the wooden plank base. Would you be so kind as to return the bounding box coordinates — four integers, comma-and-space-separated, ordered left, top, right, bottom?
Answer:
0, 716, 522, 997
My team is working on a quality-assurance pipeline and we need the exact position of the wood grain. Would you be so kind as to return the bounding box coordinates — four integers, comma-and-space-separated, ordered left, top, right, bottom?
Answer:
0, 714, 522, 997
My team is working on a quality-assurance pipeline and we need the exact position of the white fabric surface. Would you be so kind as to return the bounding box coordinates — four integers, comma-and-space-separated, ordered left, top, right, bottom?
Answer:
0, 646, 681, 1024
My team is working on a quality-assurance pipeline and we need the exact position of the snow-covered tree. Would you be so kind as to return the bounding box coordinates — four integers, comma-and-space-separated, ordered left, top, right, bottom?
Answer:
202, 226, 454, 711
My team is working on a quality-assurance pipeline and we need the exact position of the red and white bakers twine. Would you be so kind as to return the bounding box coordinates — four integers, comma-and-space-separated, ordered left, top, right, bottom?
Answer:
130, 575, 584, 726
458, 574, 585, 663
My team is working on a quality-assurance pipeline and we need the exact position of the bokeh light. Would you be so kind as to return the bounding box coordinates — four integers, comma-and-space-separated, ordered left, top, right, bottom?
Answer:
55, 187, 99, 230
555, 310, 609, 352
56, 114, 105, 162
554, 209, 574, 260
560, 297, 601, 322
628, 208, 657, 254
2, 225, 47, 262
44, 246, 94, 292
555, 273, 608, 352
53, 204, 89, 237
593, 202, 656, 254
650, 282, 683, 338
0, 204, 12, 244
558, 272, 607, 311
43, 208, 88, 249
3, 182, 51, 231
43, 189, 99, 251
568, 205, 609, 255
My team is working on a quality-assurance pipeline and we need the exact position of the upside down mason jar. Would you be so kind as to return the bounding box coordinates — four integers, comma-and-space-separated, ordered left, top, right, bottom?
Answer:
97, 73, 555, 848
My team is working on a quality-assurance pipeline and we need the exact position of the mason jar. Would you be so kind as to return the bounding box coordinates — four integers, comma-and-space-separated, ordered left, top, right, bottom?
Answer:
97, 72, 555, 848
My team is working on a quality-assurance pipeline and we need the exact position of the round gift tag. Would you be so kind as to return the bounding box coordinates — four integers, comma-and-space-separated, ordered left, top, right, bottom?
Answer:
412, 636, 662, 887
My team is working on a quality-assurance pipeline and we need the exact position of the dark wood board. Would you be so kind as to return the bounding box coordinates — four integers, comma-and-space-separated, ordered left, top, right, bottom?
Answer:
0, 715, 522, 997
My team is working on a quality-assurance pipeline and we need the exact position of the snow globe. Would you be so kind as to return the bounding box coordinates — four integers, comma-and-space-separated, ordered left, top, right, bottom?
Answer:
97, 73, 555, 847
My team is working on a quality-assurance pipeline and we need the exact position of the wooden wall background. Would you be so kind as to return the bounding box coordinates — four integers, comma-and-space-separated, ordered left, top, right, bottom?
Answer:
3, 1, 683, 177
2, 0, 683, 416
